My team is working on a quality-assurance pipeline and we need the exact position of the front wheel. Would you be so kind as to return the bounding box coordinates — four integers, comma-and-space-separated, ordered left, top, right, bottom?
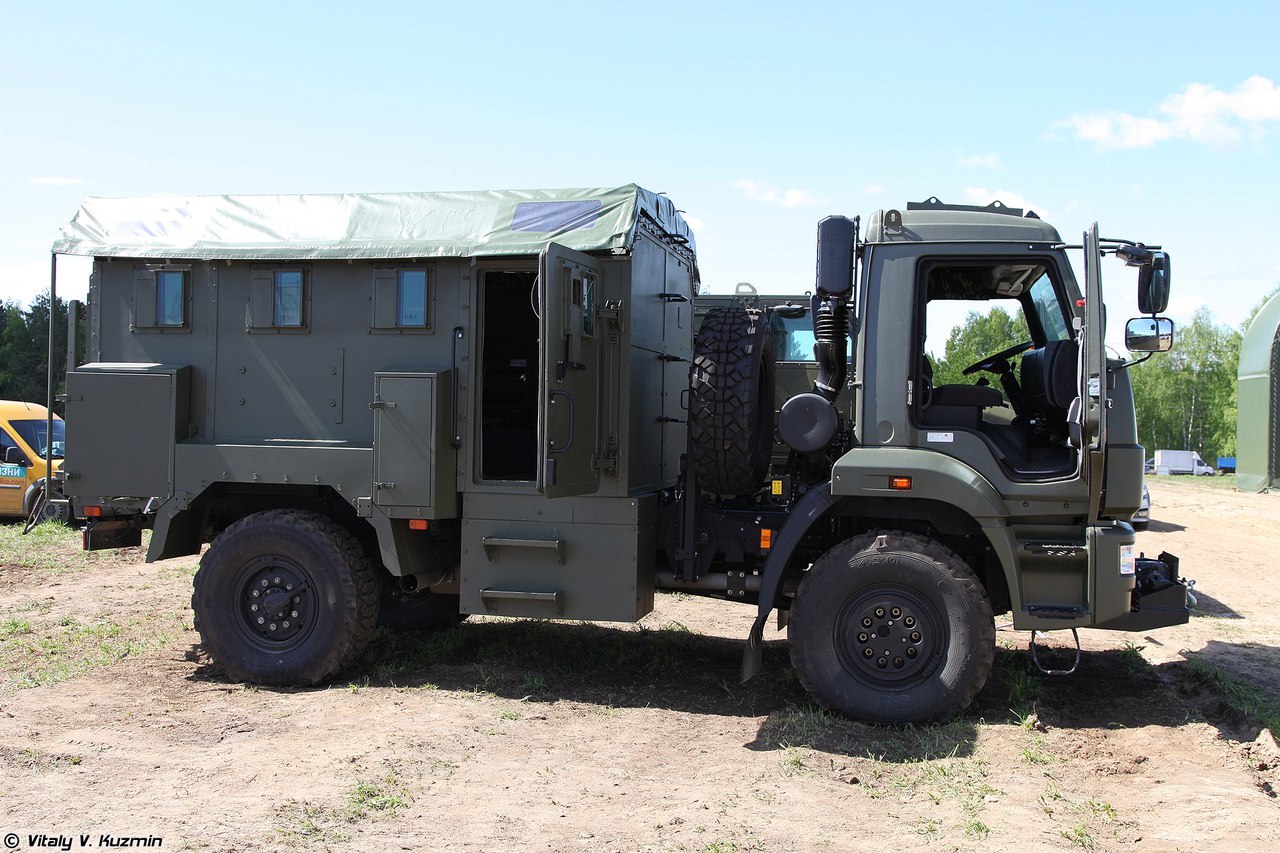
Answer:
788, 531, 995, 724
192, 509, 379, 686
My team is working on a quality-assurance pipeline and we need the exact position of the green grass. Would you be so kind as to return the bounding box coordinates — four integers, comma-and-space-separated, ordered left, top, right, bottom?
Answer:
0, 612, 183, 694
1182, 658, 1280, 739
274, 768, 413, 845
1146, 472, 1237, 490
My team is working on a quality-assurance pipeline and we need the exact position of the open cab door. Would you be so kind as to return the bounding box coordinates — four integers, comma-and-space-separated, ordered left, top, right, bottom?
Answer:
537, 243, 602, 498
1079, 223, 1108, 521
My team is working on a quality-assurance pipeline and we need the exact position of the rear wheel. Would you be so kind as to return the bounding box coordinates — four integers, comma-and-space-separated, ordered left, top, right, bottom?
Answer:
689, 306, 775, 495
192, 509, 379, 686
28, 487, 71, 525
789, 531, 995, 724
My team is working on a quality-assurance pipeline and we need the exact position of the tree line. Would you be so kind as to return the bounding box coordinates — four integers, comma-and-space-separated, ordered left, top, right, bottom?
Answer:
0, 295, 72, 410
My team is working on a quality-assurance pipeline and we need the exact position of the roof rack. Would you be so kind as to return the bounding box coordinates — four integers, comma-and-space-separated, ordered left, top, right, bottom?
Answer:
906, 196, 1033, 218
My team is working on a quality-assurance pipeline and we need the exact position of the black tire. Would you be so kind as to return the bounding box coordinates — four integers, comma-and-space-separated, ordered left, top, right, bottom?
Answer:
689, 306, 775, 495
192, 509, 379, 686
379, 587, 467, 631
788, 531, 995, 724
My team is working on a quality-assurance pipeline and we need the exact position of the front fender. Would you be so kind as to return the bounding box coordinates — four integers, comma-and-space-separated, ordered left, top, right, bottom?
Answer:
832, 446, 1020, 612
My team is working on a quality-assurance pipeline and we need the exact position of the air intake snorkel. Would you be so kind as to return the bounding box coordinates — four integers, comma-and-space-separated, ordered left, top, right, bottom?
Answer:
811, 216, 855, 403
777, 215, 856, 455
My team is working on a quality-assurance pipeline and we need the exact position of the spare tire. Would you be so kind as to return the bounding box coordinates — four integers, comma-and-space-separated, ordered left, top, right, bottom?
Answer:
690, 306, 775, 495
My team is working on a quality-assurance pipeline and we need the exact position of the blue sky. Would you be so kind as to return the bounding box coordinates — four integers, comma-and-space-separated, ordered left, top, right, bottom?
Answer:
2, 0, 1277, 342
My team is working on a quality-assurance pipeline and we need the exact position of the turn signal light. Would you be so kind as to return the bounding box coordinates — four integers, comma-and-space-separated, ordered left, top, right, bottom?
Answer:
760, 529, 773, 550
889, 476, 912, 491
408, 519, 429, 531
83, 505, 102, 517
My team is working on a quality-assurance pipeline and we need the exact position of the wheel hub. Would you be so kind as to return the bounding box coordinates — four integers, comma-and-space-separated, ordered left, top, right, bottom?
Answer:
240, 556, 309, 644
836, 588, 942, 686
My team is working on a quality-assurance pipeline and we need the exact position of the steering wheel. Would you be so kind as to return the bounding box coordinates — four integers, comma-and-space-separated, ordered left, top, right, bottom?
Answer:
962, 340, 1035, 376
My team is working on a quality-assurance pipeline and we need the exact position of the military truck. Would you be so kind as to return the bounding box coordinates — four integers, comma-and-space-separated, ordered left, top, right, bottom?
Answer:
51, 187, 1187, 723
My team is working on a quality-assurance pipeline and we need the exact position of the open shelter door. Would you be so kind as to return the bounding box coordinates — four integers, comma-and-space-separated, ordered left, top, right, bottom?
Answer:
537, 243, 602, 498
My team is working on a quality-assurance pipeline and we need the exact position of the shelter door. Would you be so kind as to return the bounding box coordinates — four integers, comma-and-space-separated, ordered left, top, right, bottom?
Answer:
537, 243, 602, 498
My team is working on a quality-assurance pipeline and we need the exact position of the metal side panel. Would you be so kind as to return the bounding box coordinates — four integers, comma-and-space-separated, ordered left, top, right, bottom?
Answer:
459, 494, 655, 621
64, 366, 189, 500
372, 371, 458, 518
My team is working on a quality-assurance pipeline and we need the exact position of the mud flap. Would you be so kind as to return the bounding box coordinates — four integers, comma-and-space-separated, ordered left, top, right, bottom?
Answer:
741, 482, 835, 682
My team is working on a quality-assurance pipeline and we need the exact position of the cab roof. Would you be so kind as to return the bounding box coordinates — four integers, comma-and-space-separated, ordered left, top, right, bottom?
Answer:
864, 198, 1063, 244
51, 185, 694, 261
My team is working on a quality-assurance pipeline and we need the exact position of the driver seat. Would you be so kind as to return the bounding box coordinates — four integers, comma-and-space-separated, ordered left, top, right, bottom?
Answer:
920, 356, 1003, 427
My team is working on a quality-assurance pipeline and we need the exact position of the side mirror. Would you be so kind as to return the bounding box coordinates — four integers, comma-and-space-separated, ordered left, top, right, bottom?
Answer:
1137, 251, 1171, 314
3, 446, 30, 466
1125, 316, 1174, 352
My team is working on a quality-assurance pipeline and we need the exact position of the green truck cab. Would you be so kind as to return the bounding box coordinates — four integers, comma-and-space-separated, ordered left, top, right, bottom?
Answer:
52, 188, 1185, 723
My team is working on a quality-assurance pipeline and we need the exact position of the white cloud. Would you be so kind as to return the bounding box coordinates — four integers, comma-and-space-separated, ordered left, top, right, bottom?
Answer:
863, 183, 885, 195
734, 178, 825, 207
962, 187, 1048, 220
957, 153, 999, 168
1057, 75, 1280, 149
30, 177, 86, 186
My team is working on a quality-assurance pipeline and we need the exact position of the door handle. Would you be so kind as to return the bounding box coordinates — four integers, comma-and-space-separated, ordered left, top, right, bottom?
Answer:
548, 389, 574, 453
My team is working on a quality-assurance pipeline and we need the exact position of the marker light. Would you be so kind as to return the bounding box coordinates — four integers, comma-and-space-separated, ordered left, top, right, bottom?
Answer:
889, 476, 913, 491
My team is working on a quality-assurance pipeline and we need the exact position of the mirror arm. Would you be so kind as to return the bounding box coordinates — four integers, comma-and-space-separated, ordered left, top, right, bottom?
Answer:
1115, 352, 1154, 372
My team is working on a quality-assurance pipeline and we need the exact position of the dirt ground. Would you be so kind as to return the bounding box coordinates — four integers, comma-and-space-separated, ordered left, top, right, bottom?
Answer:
1, 478, 1278, 852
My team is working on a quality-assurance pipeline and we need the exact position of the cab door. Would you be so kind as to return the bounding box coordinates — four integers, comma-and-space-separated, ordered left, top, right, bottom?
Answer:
0, 427, 26, 516
537, 243, 602, 498
1080, 223, 1108, 521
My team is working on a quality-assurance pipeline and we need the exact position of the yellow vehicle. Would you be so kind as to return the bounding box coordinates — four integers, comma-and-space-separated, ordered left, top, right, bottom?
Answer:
0, 401, 68, 523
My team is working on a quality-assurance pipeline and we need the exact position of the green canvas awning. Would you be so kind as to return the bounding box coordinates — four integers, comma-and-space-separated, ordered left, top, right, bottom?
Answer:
52, 184, 694, 262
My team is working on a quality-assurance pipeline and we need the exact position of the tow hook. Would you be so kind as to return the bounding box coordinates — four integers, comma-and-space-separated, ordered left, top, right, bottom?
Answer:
1029, 627, 1081, 676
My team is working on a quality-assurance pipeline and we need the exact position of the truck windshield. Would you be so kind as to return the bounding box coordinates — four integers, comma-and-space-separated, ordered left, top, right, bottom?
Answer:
11, 419, 65, 459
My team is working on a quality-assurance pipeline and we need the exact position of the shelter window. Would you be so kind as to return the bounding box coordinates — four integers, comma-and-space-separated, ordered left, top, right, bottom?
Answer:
248, 266, 310, 332
132, 264, 191, 333
274, 271, 304, 327
156, 270, 187, 327
370, 266, 433, 333
397, 270, 428, 327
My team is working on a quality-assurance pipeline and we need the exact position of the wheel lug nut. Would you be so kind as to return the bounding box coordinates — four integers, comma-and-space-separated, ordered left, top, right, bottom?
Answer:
257, 617, 265, 625
282, 621, 290, 628
291, 610, 298, 618
907, 647, 917, 658
863, 648, 874, 658
905, 616, 915, 628
273, 577, 281, 585
891, 607, 902, 618
269, 623, 277, 631
911, 631, 921, 642
894, 657, 904, 668
252, 590, 260, 598
251, 604, 258, 612
876, 658, 887, 669
293, 596, 300, 603
261, 579, 268, 587
874, 607, 885, 618
861, 617, 872, 628
286, 584, 293, 591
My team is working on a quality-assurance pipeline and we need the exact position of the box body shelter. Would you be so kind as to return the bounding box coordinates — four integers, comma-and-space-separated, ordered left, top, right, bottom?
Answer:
55, 186, 697, 621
